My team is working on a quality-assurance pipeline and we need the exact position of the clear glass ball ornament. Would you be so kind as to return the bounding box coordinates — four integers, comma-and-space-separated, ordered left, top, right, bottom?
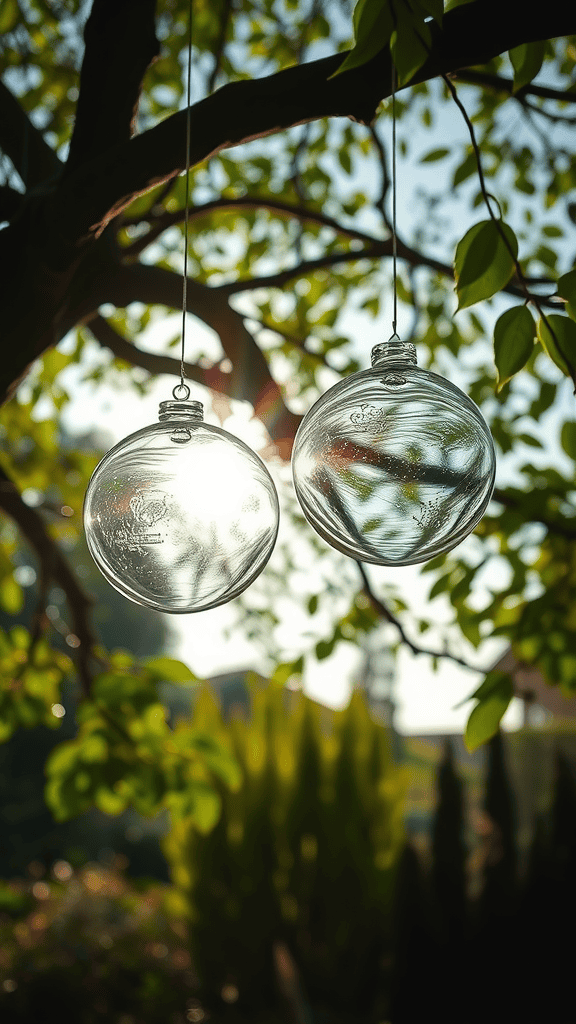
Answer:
84, 396, 280, 612
292, 339, 496, 566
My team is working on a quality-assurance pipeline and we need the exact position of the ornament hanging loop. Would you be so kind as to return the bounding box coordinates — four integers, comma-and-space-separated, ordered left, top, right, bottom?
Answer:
173, 382, 191, 401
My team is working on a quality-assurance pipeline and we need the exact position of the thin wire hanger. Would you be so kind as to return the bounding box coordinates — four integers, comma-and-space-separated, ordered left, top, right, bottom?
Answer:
390, 59, 399, 342
173, 0, 194, 403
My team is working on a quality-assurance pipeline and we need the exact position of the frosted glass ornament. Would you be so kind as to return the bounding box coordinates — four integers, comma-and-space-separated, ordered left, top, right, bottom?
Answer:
84, 399, 279, 612
292, 340, 495, 566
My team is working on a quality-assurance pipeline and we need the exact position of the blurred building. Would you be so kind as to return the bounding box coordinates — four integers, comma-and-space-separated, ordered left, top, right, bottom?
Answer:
356, 628, 396, 729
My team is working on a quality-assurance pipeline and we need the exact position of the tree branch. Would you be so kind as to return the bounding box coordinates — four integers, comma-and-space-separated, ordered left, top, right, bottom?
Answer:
86, 312, 213, 388
215, 237, 557, 308
248, 315, 329, 367
0, 79, 62, 188
102, 264, 302, 456
121, 194, 380, 257
54, 0, 576, 242
2, 1, 572, 407
0, 467, 98, 694
64, 0, 160, 176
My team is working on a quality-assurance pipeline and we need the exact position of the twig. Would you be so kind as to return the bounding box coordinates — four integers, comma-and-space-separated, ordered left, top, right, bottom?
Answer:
121, 194, 380, 257
369, 124, 392, 232
519, 96, 576, 126
0, 467, 99, 694
357, 563, 486, 674
249, 316, 330, 367
443, 74, 576, 393
451, 69, 576, 105
216, 239, 558, 308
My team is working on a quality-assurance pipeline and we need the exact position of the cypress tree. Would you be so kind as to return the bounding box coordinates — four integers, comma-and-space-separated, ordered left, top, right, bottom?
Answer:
430, 738, 469, 1021
431, 738, 467, 930
389, 842, 438, 1023
474, 730, 518, 1024
547, 751, 576, 1020
166, 687, 404, 1022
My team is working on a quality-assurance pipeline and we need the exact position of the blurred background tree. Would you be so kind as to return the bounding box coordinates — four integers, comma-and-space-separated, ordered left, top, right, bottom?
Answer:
164, 686, 404, 1020
2, 707, 576, 1023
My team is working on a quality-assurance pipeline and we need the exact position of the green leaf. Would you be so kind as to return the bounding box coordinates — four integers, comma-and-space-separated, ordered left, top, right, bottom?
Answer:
145, 657, 198, 684
390, 1, 432, 85
452, 150, 477, 189
167, 781, 221, 832
444, 0, 475, 9
0, 0, 18, 33
271, 657, 304, 685
509, 40, 546, 92
420, 147, 450, 163
0, 576, 23, 614
560, 421, 576, 461
557, 268, 576, 320
493, 305, 535, 391
518, 432, 542, 449
429, 573, 452, 600
464, 672, 514, 751
536, 315, 576, 383
454, 220, 518, 310
467, 671, 513, 704
338, 148, 352, 174
330, 0, 393, 77
315, 638, 335, 660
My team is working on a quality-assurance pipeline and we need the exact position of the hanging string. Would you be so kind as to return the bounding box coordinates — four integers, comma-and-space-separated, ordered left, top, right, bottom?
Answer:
174, 0, 194, 401
390, 59, 399, 341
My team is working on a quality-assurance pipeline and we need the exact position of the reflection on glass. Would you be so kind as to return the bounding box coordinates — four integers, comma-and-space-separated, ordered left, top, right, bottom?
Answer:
292, 342, 495, 565
84, 401, 280, 612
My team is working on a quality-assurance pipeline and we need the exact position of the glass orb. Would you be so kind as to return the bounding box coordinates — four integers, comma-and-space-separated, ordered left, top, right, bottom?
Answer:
84, 400, 279, 612
292, 340, 495, 566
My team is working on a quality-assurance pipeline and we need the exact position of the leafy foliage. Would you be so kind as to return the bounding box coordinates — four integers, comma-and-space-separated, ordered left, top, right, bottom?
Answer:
45, 658, 240, 829
0, 0, 575, 801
